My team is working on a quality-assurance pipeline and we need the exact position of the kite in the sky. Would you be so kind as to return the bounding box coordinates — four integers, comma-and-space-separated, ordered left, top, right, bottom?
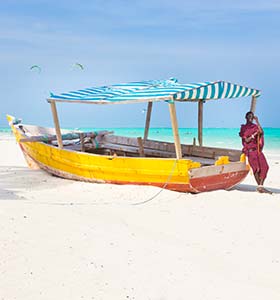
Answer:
73, 63, 84, 70
30, 65, 41, 73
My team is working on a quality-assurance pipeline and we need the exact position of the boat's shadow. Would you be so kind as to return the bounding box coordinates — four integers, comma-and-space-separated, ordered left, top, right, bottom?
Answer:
1, 167, 279, 200
0, 166, 71, 200
233, 184, 280, 194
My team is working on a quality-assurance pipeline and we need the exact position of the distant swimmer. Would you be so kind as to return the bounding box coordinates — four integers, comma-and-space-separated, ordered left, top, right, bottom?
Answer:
239, 111, 272, 194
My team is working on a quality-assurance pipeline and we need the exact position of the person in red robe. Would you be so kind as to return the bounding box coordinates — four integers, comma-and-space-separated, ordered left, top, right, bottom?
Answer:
239, 111, 271, 193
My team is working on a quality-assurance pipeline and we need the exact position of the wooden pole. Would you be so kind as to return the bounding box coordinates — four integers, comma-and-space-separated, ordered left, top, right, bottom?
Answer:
144, 102, 153, 141
50, 101, 63, 149
168, 102, 182, 159
79, 133, 85, 152
137, 137, 145, 157
250, 96, 257, 113
198, 100, 203, 146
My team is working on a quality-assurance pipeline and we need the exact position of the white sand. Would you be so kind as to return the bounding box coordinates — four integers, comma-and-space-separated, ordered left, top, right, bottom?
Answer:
1, 139, 280, 300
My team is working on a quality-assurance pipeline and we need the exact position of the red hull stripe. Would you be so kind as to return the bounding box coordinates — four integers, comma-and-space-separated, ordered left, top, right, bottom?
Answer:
102, 170, 249, 193
189, 170, 249, 192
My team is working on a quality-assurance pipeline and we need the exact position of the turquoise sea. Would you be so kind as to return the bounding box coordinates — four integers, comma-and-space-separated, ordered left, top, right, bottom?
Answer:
1, 127, 279, 152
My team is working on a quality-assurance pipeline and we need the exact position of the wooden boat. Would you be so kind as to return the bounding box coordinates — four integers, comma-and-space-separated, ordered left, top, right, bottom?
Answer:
7, 79, 261, 193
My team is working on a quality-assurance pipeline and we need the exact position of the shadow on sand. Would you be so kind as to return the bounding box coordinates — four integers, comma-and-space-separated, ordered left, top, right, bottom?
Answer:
233, 183, 280, 194
0, 166, 72, 200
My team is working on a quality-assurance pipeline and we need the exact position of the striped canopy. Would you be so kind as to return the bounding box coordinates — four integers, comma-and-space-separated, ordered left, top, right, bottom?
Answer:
48, 78, 261, 104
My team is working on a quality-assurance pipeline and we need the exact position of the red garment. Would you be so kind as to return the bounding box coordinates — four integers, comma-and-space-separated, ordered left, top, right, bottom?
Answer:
247, 150, 269, 180
239, 123, 269, 180
239, 123, 264, 154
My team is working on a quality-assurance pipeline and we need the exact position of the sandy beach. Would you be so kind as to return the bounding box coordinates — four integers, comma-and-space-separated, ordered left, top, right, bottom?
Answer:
1, 139, 280, 300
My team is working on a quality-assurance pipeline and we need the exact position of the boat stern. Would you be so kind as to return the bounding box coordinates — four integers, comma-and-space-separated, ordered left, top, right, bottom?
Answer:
188, 161, 249, 193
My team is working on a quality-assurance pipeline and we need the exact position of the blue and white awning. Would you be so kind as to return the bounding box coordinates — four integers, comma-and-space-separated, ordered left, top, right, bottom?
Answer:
48, 78, 261, 104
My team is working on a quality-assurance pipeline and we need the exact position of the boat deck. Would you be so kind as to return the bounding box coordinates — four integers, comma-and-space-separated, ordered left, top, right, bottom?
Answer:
17, 124, 242, 166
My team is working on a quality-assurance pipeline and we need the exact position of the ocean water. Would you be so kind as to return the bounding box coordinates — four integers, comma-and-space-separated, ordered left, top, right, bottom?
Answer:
1, 127, 279, 152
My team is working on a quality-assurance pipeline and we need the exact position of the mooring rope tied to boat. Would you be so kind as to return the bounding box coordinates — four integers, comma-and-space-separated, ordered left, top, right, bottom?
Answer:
132, 159, 178, 206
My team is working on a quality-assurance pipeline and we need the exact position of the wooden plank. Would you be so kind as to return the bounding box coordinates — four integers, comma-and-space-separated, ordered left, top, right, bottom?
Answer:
168, 102, 182, 159
80, 133, 85, 152
198, 100, 203, 146
18, 124, 57, 136
62, 144, 82, 151
105, 135, 176, 153
188, 161, 247, 179
20, 130, 113, 143
90, 140, 224, 164
144, 102, 153, 141
101, 142, 175, 158
137, 137, 145, 157
20, 133, 79, 143
250, 96, 257, 113
50, 101, 63, 149
104, 135, 241, 161
186, 145, 241, 161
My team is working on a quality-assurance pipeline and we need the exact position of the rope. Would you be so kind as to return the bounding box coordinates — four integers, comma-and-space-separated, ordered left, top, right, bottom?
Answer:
42, 134, 49, 143
94, 138, 99, 149
131, 159, 179, 206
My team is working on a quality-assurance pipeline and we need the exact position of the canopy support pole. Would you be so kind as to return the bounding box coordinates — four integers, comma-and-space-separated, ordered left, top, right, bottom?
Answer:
168, 102, 182, 159
143, 102, 153, 141
137, 137, 145, 157
50, 101, 63, 149
198, 100, 203, 146
250, 96, 257, 113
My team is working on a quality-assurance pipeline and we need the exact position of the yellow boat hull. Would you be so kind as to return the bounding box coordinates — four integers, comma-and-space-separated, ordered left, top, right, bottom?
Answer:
7, 115, 249, 193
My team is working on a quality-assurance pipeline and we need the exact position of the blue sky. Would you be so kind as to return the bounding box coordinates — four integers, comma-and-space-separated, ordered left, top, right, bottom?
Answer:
1, 0, 280, 128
